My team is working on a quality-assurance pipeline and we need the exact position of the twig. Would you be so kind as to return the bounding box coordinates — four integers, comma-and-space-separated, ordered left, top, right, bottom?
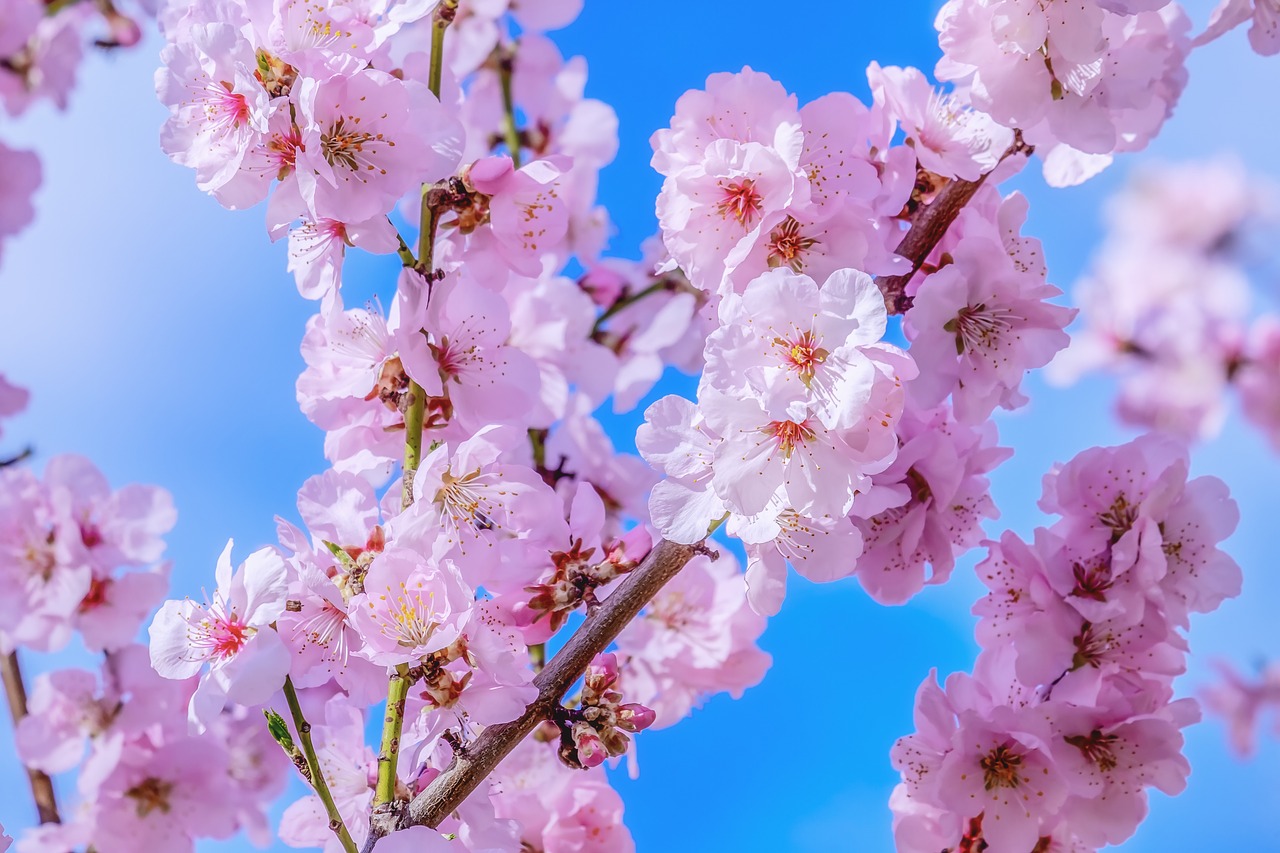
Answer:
1, 651, 61, 825
874, 134, 1031, 315
281, 677, 358, 853
380, 539, 699, 840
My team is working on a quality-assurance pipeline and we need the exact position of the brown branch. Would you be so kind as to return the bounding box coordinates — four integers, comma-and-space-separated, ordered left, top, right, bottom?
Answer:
367, 539, 701, 847
2, 651, 62, 825
875, 134, 1031, 316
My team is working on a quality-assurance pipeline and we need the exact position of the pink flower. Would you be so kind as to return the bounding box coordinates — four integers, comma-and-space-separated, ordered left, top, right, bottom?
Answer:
706, 267, 900, 431
850, 401, 1009, 605
394, 426, 561, 586
349, 547, 474, 667
615, 553, 770, 728
417, 277, 542, 431
286, 215, 400, 305
907, 223, 1074, 423
491, 738, 635, 853
1196, 0, 1280, 55
294, 69, 462, 223
731, 505, 864, 616
868, 62, 1012, 181
0, 142, 40, 263
0, 466, 90, 653
148, 540, 291, 728
657, 138, 809, 293
650, 66, 802, 177
467, 155, 571, 276
157, 16, 271, 200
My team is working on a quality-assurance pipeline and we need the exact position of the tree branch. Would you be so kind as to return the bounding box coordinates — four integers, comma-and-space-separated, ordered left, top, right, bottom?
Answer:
367, 539, 700, 844
875, 134, 1031, 315
281, 676, 359, 853
2, 651, 61, 825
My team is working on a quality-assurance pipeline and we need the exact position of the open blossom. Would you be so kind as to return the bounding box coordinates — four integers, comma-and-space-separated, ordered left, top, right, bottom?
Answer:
731, 504, 863, 616
907, 220, 1074, 423
294, 69, 462, 223
348, 547, 474, 666
616, 552, 770, 727
90, 736, 240, 853
156, 15, 271, 199
1197, 0, 1280, 54
491, 737, 634, 853
466, 155, 571, 276
705, 267, 897, 431
867, 62, 1012, 181
286, 215, 400, 305
149, 540, 290, 728
935, 0, 1191, 185
392, 426, 562, 587
850, 401, 1009, 605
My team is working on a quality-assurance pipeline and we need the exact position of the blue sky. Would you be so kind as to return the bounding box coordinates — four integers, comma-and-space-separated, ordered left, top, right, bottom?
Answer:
2, 1, 1279, 850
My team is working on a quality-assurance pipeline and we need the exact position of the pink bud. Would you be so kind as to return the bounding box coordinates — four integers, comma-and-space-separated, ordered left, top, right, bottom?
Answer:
581, 267, 626, 307
572, 722, 606, 768
619, 703, 657, 731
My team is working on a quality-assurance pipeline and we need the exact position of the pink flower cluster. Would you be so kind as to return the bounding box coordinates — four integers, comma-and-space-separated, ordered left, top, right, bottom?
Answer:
0, 0, 1246, 847
891, 434, 1241, 851
145, 3, 778, 850
1052, 159, 1280, 443
0, 452, 174, 655
0, 0, 148, 264
0, 381, 287, 853
642, 68, 1074, 617
935, 0, 1192, 186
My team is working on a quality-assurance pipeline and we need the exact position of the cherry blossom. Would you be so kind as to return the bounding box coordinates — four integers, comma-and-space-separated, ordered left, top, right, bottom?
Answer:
149, 540, 290, 728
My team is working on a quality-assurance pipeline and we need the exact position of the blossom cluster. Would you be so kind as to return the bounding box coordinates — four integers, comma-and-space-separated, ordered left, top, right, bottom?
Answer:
640, 67, 1072, 615
0, 0, 149, 265
143, 0, 775, 850
934, 0, 1193, 186
0, 0, 1263, 847
0, 376, 292, 853
890, 434, 1241, 851
1052, 159, 1280, 443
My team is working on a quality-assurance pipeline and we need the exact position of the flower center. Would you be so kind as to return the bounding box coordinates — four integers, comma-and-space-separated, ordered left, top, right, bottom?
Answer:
1064, 730, 1119, 772
946, 303, 1017, 354
979, 743, 1024, 790
322, 117, 387, 175
205, 82, 250, 129
79, 577, 110, 612
716, 178, 763, 227
371, 581, 441, 649
125, 777, 174, 817
766, 217, 819, 271
1071, 558, 1113, 602
765, 419, 816, 459
773, 329, 827, 384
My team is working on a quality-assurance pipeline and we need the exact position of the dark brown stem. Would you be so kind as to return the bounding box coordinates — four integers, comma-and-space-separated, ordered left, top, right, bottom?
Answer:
0, 447, 32, 468
875, 134, 1031, 315
371, 539, 699, 844
2, 651, 62, 825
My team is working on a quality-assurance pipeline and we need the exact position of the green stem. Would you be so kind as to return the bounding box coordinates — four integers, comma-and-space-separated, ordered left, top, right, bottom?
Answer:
282, 677, 358, 853
401, 0, 456, 513
374, 665, 412, 807
323, 540, 358, 572
395, 232, 417, 268
498, 49, 522, 168
529, 643, 546, 672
